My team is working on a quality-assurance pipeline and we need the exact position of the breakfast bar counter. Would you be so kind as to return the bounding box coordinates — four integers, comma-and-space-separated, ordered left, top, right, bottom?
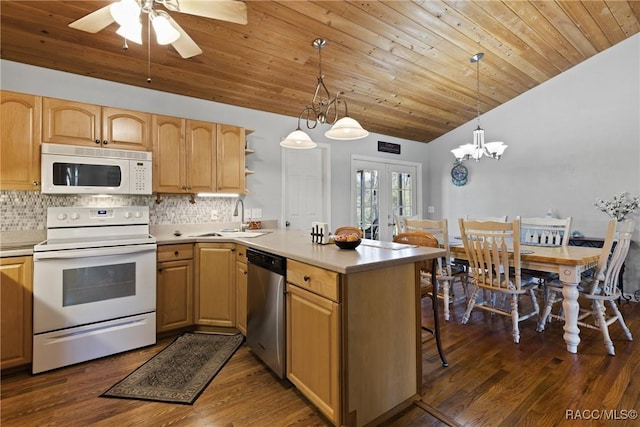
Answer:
155, 227, 445, 427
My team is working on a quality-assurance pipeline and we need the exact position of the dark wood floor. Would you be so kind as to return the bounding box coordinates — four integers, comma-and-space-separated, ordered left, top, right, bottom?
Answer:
2, 285, 639, 427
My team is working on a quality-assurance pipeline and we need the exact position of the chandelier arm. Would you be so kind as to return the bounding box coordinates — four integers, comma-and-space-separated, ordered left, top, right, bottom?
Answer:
300, 106, 318, 130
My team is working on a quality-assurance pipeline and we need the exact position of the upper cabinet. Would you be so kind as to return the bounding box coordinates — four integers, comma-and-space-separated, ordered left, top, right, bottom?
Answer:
216, 124, 245, 194
42, 98, 151, 151
153, 115, 248, 195
0, 91, 42, 191
152, 115, 217, 194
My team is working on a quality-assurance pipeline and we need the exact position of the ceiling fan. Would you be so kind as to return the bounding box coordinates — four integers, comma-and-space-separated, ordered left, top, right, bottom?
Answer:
68, 0, 247, 59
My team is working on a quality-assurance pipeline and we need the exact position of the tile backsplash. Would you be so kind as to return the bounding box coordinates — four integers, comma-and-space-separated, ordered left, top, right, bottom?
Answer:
0, 191, 237, 231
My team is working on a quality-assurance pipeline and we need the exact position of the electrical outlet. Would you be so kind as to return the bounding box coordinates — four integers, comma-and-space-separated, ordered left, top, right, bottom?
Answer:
251, 208, 262, 219
244, 209, 251, 219
210, 210, 218, 220
427, 206, 435, 214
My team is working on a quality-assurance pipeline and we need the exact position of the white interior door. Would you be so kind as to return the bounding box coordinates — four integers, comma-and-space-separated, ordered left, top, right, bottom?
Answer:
282, 144, 331, 230
351, 157, 421, 241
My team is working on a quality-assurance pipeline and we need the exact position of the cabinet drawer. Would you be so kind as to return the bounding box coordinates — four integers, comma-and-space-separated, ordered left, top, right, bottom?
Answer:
236, 244, 247, 263
157, 244, 193, 262
287, 259, 339, 302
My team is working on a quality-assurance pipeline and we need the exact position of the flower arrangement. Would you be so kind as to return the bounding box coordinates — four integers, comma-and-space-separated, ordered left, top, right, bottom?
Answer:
594, 192, 640, 221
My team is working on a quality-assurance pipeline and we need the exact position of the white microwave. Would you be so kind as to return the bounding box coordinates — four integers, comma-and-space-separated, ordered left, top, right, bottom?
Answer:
40, 143, 152, 195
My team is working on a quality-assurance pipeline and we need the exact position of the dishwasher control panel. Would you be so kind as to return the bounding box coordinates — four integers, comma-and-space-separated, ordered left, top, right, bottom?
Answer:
247, 248, 286, 275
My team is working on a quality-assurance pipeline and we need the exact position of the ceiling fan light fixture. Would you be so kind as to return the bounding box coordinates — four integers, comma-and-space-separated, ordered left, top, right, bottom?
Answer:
116, 21, 142, 44
280, 129, 317, 149
110, 0, 141, 26
151, 11, 180, 45
324, 116, 369, 140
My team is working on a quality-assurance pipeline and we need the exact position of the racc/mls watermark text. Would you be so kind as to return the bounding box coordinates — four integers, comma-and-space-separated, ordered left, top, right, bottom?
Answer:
566, 409, 638, 421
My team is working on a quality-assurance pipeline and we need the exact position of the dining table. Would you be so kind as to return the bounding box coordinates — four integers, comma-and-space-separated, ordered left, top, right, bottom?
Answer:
449, 243, 603, 353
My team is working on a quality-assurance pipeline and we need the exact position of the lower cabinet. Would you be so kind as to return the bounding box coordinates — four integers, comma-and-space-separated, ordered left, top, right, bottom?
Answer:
1, 256, 33, 370
286, 260, 340, 425
194, 243, 236, 327
235, 245, 248, 335
156, 244, 193, 333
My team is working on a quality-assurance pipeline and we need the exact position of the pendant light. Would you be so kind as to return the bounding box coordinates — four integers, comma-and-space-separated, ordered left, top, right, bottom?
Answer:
451, 53, 507, 162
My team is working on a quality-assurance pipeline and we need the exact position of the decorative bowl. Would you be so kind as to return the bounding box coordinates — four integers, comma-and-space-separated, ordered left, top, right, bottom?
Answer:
334, 238, 362, 250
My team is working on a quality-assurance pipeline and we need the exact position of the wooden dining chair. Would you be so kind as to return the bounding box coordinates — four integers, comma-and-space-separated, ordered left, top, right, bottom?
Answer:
458, 218, 540, 343
537, 219, 633, 355
403, 218, 468, 321
334, 226, 363, 238
393, 231, 448, 367
518, 216, 573, 289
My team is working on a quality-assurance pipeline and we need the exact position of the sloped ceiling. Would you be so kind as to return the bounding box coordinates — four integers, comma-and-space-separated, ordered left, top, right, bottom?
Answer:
1, 1, 638, 142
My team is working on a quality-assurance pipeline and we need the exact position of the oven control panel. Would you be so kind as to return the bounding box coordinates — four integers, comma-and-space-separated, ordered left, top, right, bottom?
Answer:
47, 206, 149, 228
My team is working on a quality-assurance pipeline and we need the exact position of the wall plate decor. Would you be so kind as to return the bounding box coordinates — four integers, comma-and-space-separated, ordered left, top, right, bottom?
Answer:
451, 163, 468, 186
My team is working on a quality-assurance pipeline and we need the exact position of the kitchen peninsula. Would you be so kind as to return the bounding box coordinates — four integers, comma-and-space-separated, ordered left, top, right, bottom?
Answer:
154, 227, 445, 427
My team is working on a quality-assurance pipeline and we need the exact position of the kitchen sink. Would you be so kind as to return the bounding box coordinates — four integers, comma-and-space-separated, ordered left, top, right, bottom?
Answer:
192, 231, 268, 238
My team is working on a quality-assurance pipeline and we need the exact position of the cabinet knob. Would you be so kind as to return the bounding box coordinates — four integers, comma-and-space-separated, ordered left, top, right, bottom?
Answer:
103, 140, 108, 145
181, 185, 187, 190
243, 271, 247, 275
231, 248, 236, 252
174, 251, 179, 256
158, 268, 163, 273
303, 275, 310, 282
95, 139, 101, 144
32, 181, 40, 186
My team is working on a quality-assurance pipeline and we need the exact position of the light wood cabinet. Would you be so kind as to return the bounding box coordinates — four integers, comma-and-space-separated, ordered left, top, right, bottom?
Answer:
152, 115, 217, 193
194, 243, 236, 327
156, 244, 193, 333
235, 245, 248, 335
1, 256, 33, 370
286, 259, 421, 427
286, 260, 340, 424
216, 124, 245, 193
0, 91, 42, 191
42, 97, 151, 151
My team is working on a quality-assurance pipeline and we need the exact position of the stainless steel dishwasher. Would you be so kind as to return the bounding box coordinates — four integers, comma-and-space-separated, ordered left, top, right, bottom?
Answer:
246, 248, 287, 378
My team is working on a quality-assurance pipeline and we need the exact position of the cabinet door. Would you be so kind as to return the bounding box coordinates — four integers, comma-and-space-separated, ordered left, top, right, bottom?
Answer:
216, 124, 245, 193
42, 98, 101, 146
1, 256, 33, 369
157, 259, 193, 333
152, 114, 186, 193
286, 283, 340, 424
194, 244, 236, 327
236, 260, 248, 335
0, 91, 41, 190
186, 120, 217, 193
102, 107, 151, 151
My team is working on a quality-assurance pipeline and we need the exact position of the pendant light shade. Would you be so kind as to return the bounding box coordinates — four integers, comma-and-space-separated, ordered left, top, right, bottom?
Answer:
325, 116, 369, 140
280, 129, 317, 149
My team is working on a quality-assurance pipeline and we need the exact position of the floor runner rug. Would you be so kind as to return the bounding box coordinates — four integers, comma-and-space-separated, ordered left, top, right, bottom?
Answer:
101, 332, 243, 404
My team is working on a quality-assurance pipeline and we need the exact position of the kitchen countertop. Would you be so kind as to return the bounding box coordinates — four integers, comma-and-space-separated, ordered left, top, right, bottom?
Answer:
154, 227, 445, 274
1, 225, 444, 274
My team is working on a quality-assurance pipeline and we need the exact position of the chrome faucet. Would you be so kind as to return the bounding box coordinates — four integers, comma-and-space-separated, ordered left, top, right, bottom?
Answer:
233, 198, 247, 231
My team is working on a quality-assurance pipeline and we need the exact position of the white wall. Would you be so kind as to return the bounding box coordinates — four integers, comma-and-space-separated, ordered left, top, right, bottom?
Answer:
426, 34, 640, 296
0, 59, 429, 229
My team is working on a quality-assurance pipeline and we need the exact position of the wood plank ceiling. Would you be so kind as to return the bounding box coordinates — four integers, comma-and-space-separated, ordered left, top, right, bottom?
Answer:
1, 1, 639, 143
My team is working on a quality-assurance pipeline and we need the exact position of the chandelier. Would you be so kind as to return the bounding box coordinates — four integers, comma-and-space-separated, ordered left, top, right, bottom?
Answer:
281, 38, 369, 149
451, 53, 507, 162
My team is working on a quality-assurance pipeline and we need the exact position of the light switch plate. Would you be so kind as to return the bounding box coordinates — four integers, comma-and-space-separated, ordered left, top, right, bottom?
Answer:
427, 206, 435, 213
244, 209, 251, 219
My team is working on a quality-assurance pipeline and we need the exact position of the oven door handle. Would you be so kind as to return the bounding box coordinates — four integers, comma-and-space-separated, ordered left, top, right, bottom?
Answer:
33, 244, 157, 260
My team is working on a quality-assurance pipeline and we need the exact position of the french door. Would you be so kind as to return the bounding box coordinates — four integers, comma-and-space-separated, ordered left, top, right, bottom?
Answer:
351, 157, 421, 241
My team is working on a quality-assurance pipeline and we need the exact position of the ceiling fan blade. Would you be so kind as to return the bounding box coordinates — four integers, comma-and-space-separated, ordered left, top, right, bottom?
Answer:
68, 5, 115, 33
165, 15, 203, 58
172, 0, 248, 25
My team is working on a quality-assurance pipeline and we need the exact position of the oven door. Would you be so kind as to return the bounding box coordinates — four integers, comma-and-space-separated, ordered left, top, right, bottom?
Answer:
33, 243, 156, 334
